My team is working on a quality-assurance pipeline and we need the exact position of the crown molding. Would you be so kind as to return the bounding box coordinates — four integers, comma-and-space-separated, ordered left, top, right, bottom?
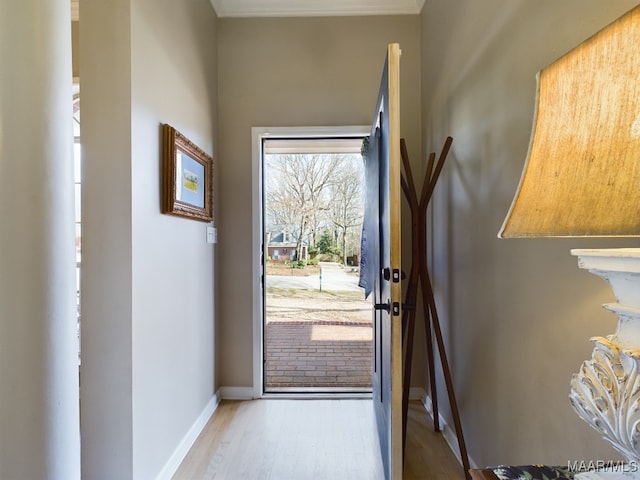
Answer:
210, 0, 425, 18
72, 0, 424, 21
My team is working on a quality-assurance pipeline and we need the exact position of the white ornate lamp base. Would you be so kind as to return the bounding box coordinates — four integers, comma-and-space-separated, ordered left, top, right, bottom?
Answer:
569, 248, 640, 469
570, 338, 640, 462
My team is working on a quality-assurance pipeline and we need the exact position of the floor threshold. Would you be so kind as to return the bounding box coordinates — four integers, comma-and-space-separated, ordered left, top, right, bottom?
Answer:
262, 387, 372, 399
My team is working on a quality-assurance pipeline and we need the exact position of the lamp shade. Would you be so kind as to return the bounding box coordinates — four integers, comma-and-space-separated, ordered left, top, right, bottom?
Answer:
499, 5, 640, 238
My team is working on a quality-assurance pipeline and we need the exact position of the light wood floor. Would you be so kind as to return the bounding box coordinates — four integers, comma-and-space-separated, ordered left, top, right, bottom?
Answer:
172, 399, 465, 480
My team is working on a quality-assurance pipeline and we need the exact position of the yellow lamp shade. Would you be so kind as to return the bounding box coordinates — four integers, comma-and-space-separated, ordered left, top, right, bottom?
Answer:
499, 5, 640, 238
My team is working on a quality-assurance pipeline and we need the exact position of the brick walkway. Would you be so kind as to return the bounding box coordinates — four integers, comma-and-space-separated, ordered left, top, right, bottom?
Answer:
265, 320, 372, 390
264, 266, 373, 391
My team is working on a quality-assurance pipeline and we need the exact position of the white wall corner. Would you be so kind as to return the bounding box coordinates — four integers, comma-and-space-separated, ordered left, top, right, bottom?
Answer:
154, 394, 220, 480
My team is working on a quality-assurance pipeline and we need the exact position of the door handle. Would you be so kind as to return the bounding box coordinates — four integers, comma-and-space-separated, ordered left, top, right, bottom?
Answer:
373, 301, 401, 316
374, 301, 390, 313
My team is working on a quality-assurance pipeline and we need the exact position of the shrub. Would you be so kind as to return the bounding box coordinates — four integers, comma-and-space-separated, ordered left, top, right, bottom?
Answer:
317, 230, 337, 254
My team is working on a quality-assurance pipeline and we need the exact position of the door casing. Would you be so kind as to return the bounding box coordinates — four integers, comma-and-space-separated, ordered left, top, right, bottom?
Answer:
251, 125, 370, 398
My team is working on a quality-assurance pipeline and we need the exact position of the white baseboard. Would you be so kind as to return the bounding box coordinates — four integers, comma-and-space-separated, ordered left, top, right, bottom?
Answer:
409, 386, 427, 401
155, 393, 220, 480
219, 386, 255, 400
415, 388, 477, 470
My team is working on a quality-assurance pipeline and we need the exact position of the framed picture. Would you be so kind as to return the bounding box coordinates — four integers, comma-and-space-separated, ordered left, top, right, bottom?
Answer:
161, 124, 213, 222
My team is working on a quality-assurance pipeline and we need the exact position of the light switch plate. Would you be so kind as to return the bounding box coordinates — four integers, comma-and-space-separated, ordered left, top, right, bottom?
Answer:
206, 226, 217, 244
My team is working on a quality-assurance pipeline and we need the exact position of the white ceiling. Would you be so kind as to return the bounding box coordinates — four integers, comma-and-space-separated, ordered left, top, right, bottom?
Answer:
71, 0, 424, 21
209, 0, 426, 17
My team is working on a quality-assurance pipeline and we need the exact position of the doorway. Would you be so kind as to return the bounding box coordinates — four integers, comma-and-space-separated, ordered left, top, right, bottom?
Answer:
253, 127, 373, 394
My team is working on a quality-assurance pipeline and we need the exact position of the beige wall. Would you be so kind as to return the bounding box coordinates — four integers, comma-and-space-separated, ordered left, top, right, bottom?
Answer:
1, 1, 80, 478
217, 15, 421, 387
80, 0, 218, 478
421, 0, 639, 467
131, 0, 218, 478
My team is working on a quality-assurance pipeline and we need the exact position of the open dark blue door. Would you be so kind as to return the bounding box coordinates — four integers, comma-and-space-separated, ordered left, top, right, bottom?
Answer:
361, 43, 402, 480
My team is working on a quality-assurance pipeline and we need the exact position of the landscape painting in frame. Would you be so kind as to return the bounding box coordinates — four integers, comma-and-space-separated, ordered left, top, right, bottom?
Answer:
161, 124, 213, 222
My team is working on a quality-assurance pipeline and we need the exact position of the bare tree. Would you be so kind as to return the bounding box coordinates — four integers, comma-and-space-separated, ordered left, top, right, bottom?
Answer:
329, 155, 364, 264
265, 154, 341, 259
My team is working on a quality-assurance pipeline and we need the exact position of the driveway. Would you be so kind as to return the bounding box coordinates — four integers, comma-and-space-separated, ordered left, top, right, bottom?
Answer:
265, 262, 363, 292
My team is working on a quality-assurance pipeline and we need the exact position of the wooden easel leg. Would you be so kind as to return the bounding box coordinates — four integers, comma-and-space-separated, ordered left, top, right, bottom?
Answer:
401, 293, 416, 459
422, 292, 440, 431
400, 138, 422, 459
423, 268, 471, 479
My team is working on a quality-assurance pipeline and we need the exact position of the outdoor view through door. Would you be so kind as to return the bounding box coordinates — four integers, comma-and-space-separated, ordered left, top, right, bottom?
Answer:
263, 136, 372, 393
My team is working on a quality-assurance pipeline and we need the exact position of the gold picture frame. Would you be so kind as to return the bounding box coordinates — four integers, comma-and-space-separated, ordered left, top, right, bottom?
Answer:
161, 124, 213, 222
